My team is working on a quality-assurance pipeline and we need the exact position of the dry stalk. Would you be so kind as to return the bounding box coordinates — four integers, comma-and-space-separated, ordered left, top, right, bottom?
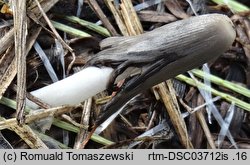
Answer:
196, 94, 216, 149
13, 0, 27, 124
0, 0, 59, 103
0, 105, 79, 130
34, 0, 75, 74
156, 81, 193, 148
8, 123, 48, 149
87, 0, 118, 36
75, 98, 92, 149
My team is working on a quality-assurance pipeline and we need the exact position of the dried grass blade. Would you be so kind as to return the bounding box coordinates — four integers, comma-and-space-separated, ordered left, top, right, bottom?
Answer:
9, 124, 48, 149
0, 105, 79, 130
87, 0, 118, 36
0, 0, 58, 116
13, 0, 27, 124
156, 82, 194, 148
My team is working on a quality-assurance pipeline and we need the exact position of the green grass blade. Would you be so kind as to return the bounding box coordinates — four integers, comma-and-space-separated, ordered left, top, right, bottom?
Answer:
191, 69, 250, 98
63, 15, 111, 37
212, 0, 249, 12
176, 74, 250, 111
52, 20, 91, 37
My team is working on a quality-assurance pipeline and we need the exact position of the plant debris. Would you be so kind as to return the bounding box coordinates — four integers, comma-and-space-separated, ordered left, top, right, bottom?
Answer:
0, 0, 249, 149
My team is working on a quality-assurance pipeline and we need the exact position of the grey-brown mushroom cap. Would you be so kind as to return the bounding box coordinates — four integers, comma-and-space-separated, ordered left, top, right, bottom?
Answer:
97, 14, 236, 126
117, 14, 236, 90
133, 14, 236, 93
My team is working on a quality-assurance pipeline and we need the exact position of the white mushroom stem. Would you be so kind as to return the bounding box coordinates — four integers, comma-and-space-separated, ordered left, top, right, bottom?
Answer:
26, 67, 114, 109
